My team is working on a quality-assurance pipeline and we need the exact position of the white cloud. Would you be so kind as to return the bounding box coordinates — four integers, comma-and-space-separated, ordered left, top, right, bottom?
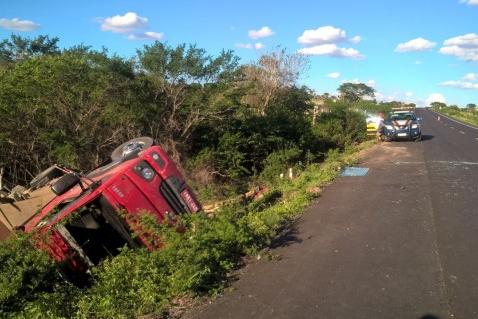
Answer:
341, 78, 375, 87
236, 43, 253, 49
297, 44, 364, 59
297, 26, 362, 60
235, 42, 263, 50
327, 72, 341, 79
101, 12, 149, 33
460, 0, 478, 5
374, 92, 385, 100
298, 26, 360, 45
405, 92, 414, 97
349, 36, 361, 44
342, 78, 361, 84
0, 18, 39, 31
254, 43, 264, 50
439, 33, 478, 62
443, 33, 478, 48
394, 37, 437, 52
464, 73, 477, 81
127, 32, 164, 40
248, 26, 275, 39
415, 60, 423, 65
426, 93, 446, 105
440, 80, 478, 89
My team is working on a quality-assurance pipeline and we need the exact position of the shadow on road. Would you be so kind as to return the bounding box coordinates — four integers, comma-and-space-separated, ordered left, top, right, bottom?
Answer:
269, 218, 302, 249
420, 134, 434, 141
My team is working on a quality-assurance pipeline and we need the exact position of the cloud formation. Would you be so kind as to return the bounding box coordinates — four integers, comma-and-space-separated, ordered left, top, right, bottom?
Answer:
101, 12, 148, 33
394, 37, 437, 52
100, 12, 164, 41
235, 42, 264, 50
441, 81, 478, 89
0, 18, 39, 31
298, 26, 360, 45
248, 26, 275, 39
327, 72, 341, 79
298, 44, 364, 59
440, 73, 478, 89
128, 32, 164, 40
459, 0, 478, 5
439, 33, 478, 62
426, 93, 446, 105
297, 26, 363, 59
464, 73, 477, 81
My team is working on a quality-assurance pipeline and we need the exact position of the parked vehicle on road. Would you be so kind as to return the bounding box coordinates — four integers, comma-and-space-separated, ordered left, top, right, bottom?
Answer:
1, 137, 202, 282
366, 113, 383, 136
381, 109, 422, 141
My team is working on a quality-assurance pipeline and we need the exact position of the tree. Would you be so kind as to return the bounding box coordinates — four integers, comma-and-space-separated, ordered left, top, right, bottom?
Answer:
337, 82, 375, 103
0, 47, 137, 185
466, 103, 476, 111
430, 101, 447, 109
0, 34, 59, 68
242, 47, 310, 115
135, 42, 241, 163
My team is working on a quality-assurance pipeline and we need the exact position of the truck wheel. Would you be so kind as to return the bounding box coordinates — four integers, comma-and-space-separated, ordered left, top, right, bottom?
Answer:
110, 137, 154, 161
30, 166, 65, 189
51, 173, 81, 196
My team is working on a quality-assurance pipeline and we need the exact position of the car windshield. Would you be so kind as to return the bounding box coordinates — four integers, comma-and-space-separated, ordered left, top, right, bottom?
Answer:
388, 112, 416, 121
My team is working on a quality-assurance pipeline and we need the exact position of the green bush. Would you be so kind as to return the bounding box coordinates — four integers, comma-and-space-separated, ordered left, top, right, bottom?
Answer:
0, 233, 78, 319
73, 207, 270, 318
0, 141, 368, 318
313, 106, 367, 148
259, 147, 302, 186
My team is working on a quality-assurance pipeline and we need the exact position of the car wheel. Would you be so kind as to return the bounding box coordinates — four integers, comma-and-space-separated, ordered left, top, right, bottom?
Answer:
30, 166, 65, 189
415, 135, 422, 142
110, 137, 154, 161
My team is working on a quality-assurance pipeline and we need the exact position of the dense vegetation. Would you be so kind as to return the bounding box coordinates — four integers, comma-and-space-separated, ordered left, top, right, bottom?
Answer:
430, 102, 478, 127
0, 34, 403, 196
1, 34, 465, 318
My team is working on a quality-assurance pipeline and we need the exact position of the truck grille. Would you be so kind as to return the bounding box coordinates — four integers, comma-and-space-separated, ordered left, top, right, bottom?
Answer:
159, 179, 188, 215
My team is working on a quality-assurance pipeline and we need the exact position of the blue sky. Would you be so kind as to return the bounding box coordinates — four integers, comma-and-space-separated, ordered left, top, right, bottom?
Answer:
1, 0, 477, 107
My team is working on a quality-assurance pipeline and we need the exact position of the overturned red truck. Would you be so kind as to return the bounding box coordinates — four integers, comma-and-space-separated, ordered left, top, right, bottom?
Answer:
0, 137, 201, 279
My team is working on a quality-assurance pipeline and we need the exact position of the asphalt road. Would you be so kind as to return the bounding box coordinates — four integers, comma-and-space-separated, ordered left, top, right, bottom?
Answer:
182, 108, 478, 319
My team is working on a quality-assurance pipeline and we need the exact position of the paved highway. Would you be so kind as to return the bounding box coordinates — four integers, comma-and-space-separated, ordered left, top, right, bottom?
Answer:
183, 108, 478, 319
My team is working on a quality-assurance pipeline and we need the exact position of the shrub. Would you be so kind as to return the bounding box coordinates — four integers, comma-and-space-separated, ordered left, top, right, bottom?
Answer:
259, 147, 302, 186
0, 233, 77, 319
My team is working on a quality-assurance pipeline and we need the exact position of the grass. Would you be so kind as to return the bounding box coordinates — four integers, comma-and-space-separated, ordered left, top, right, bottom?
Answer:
0, 141, 376, 319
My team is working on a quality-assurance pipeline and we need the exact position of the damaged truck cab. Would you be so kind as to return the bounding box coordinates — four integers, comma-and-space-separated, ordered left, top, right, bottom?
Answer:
4, 137, 201, 280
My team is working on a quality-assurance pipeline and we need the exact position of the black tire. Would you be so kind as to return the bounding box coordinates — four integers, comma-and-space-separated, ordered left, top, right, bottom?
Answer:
381, 135, 391, 142
30, 166, 65, 189
51, 173, 80, 196
110, 137, 154, 161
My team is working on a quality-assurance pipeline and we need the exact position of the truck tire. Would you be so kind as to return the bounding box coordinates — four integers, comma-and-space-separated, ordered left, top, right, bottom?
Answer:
110, 137, 154, 161
30, 166, 65, 189
51, 173, 80, 196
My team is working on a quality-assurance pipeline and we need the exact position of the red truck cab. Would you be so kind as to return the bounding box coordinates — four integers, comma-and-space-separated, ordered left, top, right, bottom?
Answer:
22, 137, 201, 280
